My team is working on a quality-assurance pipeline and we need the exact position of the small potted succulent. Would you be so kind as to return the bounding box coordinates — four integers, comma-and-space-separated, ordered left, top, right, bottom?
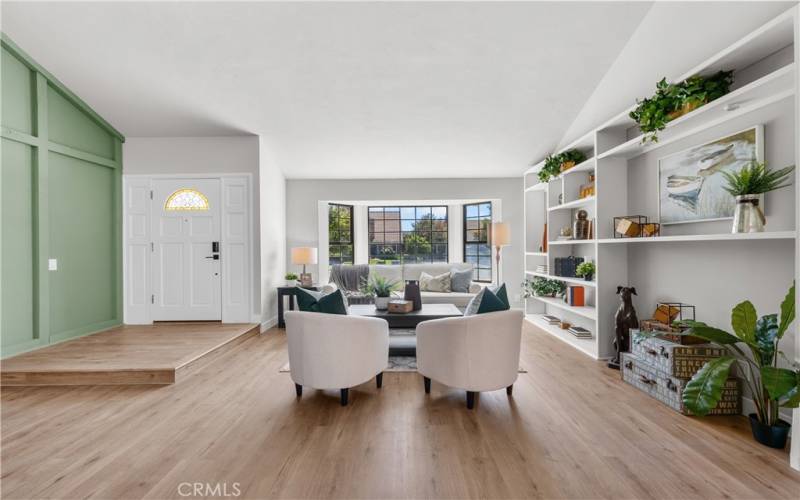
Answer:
721, 160, 794, 233
360, 275, 400, 310
284, 273, 299, 287
575, 261, 595, 282
523, 277, 566, 298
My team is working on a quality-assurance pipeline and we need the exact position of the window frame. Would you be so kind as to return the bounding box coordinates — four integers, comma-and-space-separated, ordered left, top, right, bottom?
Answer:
463, 201, 493, 283
367, 205, 449, 264
328, 203, 354, 265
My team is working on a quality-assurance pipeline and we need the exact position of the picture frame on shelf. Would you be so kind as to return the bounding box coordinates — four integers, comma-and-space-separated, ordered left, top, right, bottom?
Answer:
657, 125, 764, 225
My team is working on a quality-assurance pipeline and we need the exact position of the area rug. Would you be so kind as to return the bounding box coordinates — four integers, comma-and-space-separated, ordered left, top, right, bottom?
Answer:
279, 358, 527, 373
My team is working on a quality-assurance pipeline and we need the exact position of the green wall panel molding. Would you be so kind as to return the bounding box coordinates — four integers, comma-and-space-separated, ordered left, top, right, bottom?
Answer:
0, 36, 125, 358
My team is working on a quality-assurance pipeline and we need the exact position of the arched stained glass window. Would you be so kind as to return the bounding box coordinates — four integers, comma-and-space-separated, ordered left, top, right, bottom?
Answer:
165, 189, 210, 211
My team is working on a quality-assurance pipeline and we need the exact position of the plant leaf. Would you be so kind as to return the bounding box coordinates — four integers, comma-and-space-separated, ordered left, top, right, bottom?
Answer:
682, 324, 739, 345
731, 301, 757, 344
754, 314, 779, 364
778, 283, 795, 339
761, 366, 799, 401
683, 357, 735, 416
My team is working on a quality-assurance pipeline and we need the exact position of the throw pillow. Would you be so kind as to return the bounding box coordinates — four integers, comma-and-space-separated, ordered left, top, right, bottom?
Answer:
295, 288, 349, 315
490, 283, 511, 309
464, 285, 511, 316
450, 268, 473, 293
419, 271, 451, 293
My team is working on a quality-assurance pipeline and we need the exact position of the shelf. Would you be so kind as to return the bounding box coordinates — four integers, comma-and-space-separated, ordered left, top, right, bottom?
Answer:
547, 239, 596, 246
528, 295, 596, 320
525, 314, 597, 359
526, 272, 596, 288
548, 196, 596, 212
598, 64, 795, 160
557, 157, 595, 178
597, 231, 795, 244
525, 182, 548, 193
525, 251, 547, 257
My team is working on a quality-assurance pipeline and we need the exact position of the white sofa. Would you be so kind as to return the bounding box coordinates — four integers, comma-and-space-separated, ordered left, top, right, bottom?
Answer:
285, 311, 389, 406
416, 309, 524, 409
328, 263, 482, 307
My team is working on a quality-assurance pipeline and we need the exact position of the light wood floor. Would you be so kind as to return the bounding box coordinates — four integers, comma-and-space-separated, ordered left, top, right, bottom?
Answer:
1, 323, 259, 385
2, 322, 799, 499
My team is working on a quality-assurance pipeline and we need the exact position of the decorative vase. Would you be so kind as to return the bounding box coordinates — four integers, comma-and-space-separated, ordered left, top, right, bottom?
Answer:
375, 296, 390, 310
748, 414, 790, 449
732, 194, 765, 233
285, 280, 296, 287
403, 281, 422, 311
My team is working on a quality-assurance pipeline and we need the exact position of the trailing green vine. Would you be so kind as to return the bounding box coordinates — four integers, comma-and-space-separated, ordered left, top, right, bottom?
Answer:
629, 70, 734, 143
537, 149, 587, 183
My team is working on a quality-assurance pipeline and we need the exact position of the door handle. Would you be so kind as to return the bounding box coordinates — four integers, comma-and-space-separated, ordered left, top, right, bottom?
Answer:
205, 255, 220, 260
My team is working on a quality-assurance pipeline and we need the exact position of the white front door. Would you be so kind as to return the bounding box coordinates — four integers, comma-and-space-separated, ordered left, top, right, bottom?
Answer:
151, 178, 222, 321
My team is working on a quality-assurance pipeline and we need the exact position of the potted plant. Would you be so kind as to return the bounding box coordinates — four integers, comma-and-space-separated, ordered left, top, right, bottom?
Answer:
522, 277, 566, 298
575, 262, 595, 282
678, 284, 798, 449
360, 275, 400, 310
721, 160, 794, 233
284, 273, 299, 287
630, 70, 734, 143
538, 149, 587, 183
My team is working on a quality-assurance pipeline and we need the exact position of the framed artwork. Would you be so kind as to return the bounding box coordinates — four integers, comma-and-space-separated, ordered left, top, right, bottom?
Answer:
658, 125, 764, 225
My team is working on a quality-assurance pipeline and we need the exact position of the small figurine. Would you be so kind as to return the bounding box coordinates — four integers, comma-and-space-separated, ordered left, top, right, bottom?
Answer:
573, 210, 589, 240
558, 226, 573, 240
610, 286, 638, 369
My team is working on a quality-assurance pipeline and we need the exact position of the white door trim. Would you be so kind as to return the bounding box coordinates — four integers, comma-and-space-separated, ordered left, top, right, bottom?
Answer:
123, 173, 254, 324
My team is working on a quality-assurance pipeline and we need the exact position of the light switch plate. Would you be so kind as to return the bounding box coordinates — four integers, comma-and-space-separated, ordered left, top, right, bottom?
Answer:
48, 258, 57, 271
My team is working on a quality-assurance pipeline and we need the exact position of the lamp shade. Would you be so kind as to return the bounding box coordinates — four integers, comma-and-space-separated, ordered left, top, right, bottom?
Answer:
491, 222, 510, 247
291, 247, 318, 265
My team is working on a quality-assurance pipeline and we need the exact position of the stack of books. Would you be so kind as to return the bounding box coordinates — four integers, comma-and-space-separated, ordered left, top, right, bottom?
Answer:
535, 264, 548, 274
568, 326, 592, 339
566, 286, 585, 307
541, 315, 560, 325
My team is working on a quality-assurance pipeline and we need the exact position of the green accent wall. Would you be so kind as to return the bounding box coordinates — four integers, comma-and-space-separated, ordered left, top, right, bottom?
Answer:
1, 34, 125, 357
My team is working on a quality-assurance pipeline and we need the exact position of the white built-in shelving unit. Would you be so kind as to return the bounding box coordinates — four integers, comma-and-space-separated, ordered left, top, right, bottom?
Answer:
523, 7, 799, 361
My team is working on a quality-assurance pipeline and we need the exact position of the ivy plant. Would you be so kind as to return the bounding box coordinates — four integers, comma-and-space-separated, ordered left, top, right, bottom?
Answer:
629, 70, 734, 143
537, 149, 587, 183
522, 277, 566, 298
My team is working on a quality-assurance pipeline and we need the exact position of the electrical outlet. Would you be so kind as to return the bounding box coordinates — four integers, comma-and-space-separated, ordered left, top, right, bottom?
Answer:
48, 258, 58, 271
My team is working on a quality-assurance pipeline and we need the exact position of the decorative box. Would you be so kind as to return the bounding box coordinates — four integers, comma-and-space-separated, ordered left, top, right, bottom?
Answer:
630, 331, 725, 380
622, 353, 740, 416
387, 300, 413, 313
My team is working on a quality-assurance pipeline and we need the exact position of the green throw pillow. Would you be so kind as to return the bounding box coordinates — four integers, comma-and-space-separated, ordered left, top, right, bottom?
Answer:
295, 288, 348, 315
490, 283, 511, 309
464, 284, 510, 316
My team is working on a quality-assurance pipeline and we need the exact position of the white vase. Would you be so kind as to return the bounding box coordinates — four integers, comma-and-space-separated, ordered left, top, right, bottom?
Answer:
286, 280, 297, 287
375, 296, 390, 310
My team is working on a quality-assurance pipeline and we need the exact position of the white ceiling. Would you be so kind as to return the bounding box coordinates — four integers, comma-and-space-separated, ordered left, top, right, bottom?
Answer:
2, 1, 656, 178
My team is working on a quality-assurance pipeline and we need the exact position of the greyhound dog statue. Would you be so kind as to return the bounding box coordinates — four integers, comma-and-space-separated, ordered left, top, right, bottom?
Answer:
609, 286, 638, 369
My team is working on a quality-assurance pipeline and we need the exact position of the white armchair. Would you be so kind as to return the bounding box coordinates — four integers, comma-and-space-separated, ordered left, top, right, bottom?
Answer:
285, 311, 389, 405
416, 309, 524, 409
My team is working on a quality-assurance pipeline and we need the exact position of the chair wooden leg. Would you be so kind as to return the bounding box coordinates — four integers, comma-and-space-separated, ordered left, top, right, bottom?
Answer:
506, 384, 513, 396
340, 388, 349, 406
376, 372, 383, 389
423, 376, 431, 394
466, 391, 476, 409
295, 383, 302, 397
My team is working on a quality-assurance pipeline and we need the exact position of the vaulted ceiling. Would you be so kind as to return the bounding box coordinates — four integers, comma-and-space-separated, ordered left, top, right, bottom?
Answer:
2, 2, 790, 179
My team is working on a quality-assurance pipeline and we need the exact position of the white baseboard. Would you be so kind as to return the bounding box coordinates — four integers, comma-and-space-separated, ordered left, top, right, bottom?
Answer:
260, 316, 278, 333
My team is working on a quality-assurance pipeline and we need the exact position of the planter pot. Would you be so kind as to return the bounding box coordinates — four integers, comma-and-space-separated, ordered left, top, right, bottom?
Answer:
732, 194, 765, 233
375, 296, 391, 310
667, 100, 705, 121
560, 161, 576, 172
285, 280, 297, 287
583, 274, 593, 282
748, 414, 790, 449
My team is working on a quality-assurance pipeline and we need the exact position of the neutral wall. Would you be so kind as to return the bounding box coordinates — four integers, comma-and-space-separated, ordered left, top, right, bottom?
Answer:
285, 178, 523, 307
123, 136, 262, 318
259, 139, 287, 329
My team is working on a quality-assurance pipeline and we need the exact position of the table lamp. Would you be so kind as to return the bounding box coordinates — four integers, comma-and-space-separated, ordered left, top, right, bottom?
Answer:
491, 222, 510, 283
291, 247, 318, 287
